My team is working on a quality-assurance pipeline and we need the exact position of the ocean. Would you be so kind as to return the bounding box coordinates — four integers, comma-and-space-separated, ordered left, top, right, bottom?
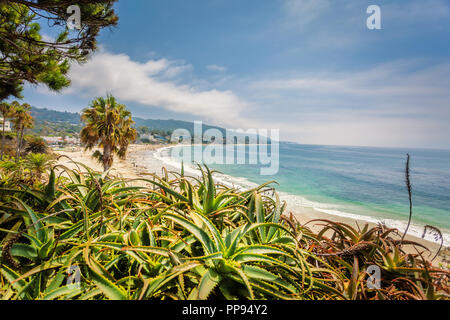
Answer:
152, 142, 450, 245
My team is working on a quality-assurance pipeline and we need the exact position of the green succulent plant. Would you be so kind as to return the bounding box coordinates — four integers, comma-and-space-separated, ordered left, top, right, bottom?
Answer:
0, 161, 448, 300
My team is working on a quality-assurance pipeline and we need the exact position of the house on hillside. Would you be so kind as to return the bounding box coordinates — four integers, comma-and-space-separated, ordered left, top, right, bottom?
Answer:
42, 136, 63, 146
0, 117, 11, 132
64, 137, 80, 145
42, 136, 80, 146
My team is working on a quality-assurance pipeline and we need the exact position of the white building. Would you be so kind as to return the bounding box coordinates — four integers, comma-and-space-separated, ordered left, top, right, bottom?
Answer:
65, 137, 80, 144
42, 136, 80, 145
42, 136, 63, 144
0, 117, 11, 132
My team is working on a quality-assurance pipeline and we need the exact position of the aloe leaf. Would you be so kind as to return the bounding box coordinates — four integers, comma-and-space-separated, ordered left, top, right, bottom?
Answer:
120, 245, 172, 257
42, 284, 83, 300
82, 244, 128, 300
254, 193, 267, 241
233, 253, 291, 267
0, 265, 28, 296
202, 166, 215, 214
197, 269, 221, 299
89, 269, 128, 300
44, 269, 67, 295
233, 244, 291, 259
163, 213, 216, 254
244, 279, 295, 300
79, 288, 102, 300
44, 169, 56, 202
12, 258, 67, 284
145, 261, 201, 297
10, 244, 38, 260
38, 238, 55, 260
267, 193, 283, 241
14, 198, 46, 243
225, 264, 254, 300
139, 178, 189, 203
189, 210, 225, 253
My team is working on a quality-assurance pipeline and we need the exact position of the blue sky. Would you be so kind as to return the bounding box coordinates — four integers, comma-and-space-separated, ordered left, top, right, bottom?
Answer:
19, 0, 450, 148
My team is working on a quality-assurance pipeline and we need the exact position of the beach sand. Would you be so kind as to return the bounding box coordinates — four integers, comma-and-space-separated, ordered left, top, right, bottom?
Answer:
55, 144, 165, 185
54, 144, 449, 267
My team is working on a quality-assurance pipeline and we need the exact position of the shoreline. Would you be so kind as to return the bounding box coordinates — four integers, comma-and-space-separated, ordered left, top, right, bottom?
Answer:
54, 144, 449, 266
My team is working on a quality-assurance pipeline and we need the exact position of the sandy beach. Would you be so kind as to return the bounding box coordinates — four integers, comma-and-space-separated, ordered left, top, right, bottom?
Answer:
54, 144, 449, 266
55, 144, 166, 184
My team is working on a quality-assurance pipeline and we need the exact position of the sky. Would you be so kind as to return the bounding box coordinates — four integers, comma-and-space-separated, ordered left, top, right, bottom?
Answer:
18, 0, 450, 149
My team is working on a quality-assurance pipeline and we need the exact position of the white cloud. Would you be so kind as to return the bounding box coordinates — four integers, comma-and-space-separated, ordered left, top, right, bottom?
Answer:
63, 51, 248, 126
252, 60, 450, 99
35, 49, 450, 148
206, 64, 226, 72
241, 60, 450, 148
162, 64, 193, 78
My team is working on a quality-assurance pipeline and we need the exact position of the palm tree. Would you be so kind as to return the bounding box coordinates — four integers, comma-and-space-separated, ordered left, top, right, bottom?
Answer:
12, 103, 34, 163
80, 94, 137, 171
0, 101, 17, 160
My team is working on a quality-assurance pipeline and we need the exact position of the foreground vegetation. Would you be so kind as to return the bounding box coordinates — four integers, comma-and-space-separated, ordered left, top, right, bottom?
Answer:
0, 159, 448, 300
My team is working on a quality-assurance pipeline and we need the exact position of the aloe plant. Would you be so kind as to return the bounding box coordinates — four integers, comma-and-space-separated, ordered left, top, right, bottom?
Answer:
0, 162, 448, 300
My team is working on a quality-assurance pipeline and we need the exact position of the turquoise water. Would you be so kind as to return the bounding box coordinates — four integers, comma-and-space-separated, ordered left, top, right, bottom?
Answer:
159, 143, 450, 242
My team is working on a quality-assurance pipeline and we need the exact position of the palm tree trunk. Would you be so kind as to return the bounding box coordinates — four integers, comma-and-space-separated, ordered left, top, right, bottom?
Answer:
103, 142, 112, 171
1, 115, 5, 161
15, 126, 23, 163
20, 128, 25, 155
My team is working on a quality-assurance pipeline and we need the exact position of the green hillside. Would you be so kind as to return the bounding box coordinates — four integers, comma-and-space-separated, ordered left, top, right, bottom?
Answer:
30, 107, 82, 124
29, 107, 264, 143
29, 106, 226, 138
30, 107, 82, 137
